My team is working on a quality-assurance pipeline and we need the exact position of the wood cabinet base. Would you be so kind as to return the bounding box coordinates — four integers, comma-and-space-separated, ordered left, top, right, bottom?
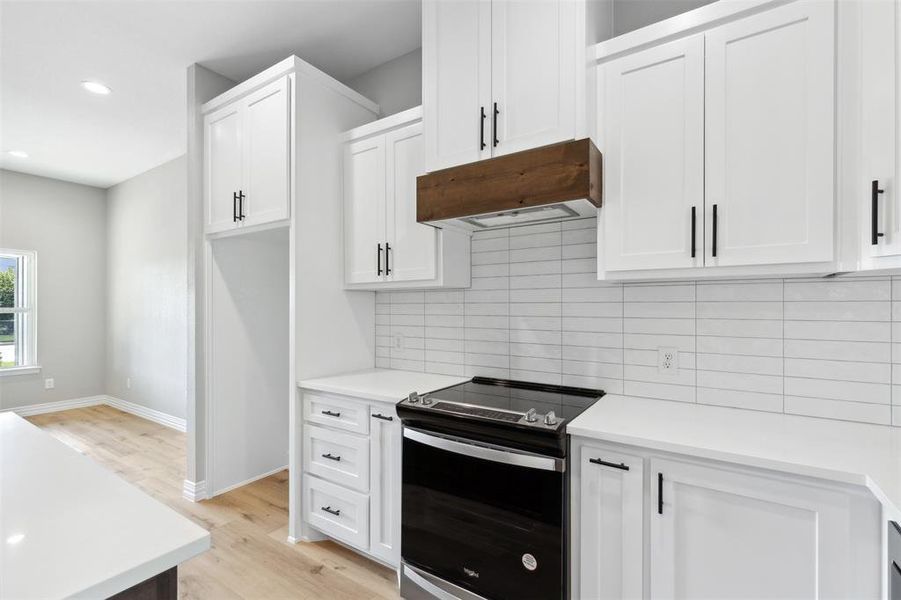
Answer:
109, 567, 177, 600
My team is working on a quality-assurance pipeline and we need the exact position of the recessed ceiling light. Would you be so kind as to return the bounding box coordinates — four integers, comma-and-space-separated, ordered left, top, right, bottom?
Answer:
6, 533, 25, 545
81, 80, 111, 95
7, 150, 28, 158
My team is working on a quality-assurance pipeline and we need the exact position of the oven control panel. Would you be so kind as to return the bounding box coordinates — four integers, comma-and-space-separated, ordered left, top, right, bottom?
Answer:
399, 391, 563, 430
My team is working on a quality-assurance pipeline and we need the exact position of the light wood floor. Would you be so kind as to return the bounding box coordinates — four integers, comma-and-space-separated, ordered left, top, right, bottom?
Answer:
28, 405, 400, 600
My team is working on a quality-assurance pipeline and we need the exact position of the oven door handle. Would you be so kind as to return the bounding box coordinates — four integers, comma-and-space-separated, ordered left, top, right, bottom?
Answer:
403, 427, 565, 472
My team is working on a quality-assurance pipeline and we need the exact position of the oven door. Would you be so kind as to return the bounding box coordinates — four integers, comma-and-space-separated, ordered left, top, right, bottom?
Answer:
401, 426, 566, 600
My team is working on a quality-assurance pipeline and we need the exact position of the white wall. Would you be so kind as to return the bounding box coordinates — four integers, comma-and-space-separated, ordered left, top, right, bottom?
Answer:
106, 157, 188, 420
377, 220, 901, 428
612, 0, 716, 36
347, 48, 422, 117
0, 170, 107, 409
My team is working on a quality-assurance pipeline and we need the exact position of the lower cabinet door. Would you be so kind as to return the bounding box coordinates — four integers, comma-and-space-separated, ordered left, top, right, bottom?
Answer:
303, 476, 369, 550
650, 458, 853, 599
369, 405, 401, 566
579, 445, 643, 600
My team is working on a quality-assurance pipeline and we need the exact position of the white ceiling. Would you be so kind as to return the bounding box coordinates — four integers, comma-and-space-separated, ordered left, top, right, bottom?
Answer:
0, 0, 421, 188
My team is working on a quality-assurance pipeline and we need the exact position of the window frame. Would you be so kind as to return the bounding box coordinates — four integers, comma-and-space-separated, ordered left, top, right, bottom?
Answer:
0, 249, 39, 376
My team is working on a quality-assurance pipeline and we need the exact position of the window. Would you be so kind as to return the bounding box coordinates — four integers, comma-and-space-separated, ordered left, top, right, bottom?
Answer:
0, 250, 37, 374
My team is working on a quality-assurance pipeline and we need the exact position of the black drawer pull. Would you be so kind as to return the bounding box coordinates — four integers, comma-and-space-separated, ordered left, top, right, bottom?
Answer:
372, 413, 394, 421
589, 457, 629, 471
321, 410, 341, 417
321, 505, 340, 516
873, 180, 886, 245
321, 453, 341, 462
658, 472, 664, 515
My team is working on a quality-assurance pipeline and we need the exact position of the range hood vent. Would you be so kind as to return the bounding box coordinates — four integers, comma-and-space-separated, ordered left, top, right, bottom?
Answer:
417, 138, 602, 231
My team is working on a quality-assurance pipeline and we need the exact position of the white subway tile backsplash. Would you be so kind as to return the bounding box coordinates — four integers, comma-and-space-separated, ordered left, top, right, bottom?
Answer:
373, 223, 901, 427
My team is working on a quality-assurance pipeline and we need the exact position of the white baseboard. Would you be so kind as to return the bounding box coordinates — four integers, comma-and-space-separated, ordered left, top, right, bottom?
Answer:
6, 395, 186, 432
182, 479, 207, 502
209, 464, 288, 498
103, 396, 186, 432
5, 395, 105, 417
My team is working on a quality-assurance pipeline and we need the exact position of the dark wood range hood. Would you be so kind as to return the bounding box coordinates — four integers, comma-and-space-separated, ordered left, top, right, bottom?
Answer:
416, 138, 603, 230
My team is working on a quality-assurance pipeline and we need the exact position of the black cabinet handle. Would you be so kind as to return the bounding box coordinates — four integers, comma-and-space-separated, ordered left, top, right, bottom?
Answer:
711, 204, 718, 258
239, 190, 246, 220
691, 206, 697, 258
492, 102, 499, 147
480, 106, 486, 150
372, 413, 394, 421
589, 457, 629, 471
658, 472, 664, 515
872, 180, 885, 245
321, 506, 341, 516
233, 192, 238, 223
377, 243, 383, 276
385, 242, 391, 275
321, 410, 341, 417
321, 453, 341, 462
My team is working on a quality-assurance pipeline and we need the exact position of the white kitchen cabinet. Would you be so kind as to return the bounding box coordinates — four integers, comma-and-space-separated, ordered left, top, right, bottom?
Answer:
705, 0, 834, 267
572, 437, 882, 600
651, 457, 854, 598
862, 0, 901, 263
299, 390, 402, 569
344, 136, 387, 285
422, 0, 491, 172
368, 406, 401, 566
601, 35, 704, 272
343, 107, 470, 290
204, 75, 291, 235
422, 0, 580, 172
595, 0, 837, 279
578, 444, 643, 600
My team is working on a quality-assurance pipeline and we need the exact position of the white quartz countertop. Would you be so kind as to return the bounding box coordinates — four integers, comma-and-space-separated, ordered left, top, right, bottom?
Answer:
568, 395, 901, 520
0, 413, 210, 599
298, 368, 470, 403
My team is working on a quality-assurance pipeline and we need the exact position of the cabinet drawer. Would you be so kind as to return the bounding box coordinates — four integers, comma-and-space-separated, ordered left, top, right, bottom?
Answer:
303, 392, 369, 434
303, 476, 369, 550
304, 425, 370, 492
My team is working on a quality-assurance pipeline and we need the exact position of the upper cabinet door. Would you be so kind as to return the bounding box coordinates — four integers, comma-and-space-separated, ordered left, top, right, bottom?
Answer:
601, 35, 704, 272
344, 136, 387, 284
491, 0, 576, 156
862, 0, 901, 258
204, 105, 243, 233
705, 0, 835, 267
422, 0, 492, 172
242, 76, 291, 227
386, 123, 437, 283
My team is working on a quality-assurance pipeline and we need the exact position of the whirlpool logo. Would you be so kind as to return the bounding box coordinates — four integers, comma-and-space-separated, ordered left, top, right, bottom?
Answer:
463, 567, 480, 578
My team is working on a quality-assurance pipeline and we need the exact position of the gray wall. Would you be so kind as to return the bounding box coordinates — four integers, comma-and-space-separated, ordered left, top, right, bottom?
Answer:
613, 0, 716, 36
0, 170, 107, 409
347, 48, 422, 117
106, 157, 188, 419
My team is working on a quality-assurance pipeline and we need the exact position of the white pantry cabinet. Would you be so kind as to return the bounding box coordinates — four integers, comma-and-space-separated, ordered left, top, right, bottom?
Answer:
299, 390, 401, 568
572, 438, 881, 599
422, 0, 580, 172
203, 75, 291, 235
343, 107, 470, 290
596, 0, 837, 278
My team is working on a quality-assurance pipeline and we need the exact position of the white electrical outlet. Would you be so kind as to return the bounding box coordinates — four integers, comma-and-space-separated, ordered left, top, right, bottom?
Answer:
44, 378, 54, 390
658, 347, 679, 373
126, 377, 131, 390
393, 333, 405, 350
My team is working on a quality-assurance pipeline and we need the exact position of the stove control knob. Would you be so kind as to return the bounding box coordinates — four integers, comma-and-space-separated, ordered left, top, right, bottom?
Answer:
544, 411, 558, 426
421, 395, 433, 406
407, 392, 420, 404
524, 408, 538, 423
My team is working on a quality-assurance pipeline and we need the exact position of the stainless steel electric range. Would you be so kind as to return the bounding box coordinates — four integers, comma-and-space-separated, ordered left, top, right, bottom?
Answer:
396, 377, 604, 600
